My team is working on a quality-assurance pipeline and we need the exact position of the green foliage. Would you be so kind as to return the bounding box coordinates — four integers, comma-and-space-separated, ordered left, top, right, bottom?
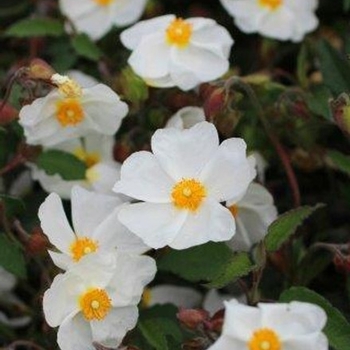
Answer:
327, 150, 350, 176
280, 287, 350, 350
204, 252, 255, 288
305, 85, 332, 120
264, 204, 324, 252
71, 34, 103, 61
0, 234, 26, 278
5, 18, 65, 38
35, 150, 87, 181
0, 195, 25, 217
317, 40, 350, 96
344, 0, 350, 11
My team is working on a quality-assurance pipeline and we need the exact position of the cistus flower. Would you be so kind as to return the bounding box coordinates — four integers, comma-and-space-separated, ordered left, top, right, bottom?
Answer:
220, 0, 319, 42
114, 121, 256, 250
59, 0, 148, 41
19, 74, 128, 147
165, 106, 205, 129
43, 253, 156, 350
226, 183, 277, 251
208, 299, 328, 350
120, 15, 234, 91
38, 186, 149, 270
30, 134, 122, 199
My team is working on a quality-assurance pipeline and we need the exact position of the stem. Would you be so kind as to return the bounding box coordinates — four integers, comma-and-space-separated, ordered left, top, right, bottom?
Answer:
225, 76, 301, 207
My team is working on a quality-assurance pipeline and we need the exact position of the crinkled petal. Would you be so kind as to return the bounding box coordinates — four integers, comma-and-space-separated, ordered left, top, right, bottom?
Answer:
117, 202, 187, 249
90, 306, 138, 347
170, 199, 235, 249
88, 161, 121, 195
48, 250, 73, 271
166, 106, 205, 129
38, 193, 75, 253
113, 151, 173, 202
112, 0, 147, 27
284, 333, 328, 350
208, 335, 245, 350
152, 121, 219, 180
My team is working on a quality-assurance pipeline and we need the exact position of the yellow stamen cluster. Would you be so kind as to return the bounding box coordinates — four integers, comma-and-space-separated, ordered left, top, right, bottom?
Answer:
51, 74, 82, 98
166, 18, 193, 48
141, 288, 152, 308
248, 328, 281, 350
171, 178, 206, 211
74, 148, 101, 168
56, 99, 85, 127
79, 288, 112, 321
70, 237, 99, 262
229, 204, 239, 218
93, 0, 114, 6
258, 0, 282, 10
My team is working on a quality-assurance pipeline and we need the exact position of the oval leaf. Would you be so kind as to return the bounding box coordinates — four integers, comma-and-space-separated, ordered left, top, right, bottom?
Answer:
71, 34, 102, 61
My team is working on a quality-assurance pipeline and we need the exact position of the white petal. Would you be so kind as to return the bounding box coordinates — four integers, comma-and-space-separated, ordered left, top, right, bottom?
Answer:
67, 70, 99, 88
203, 289, 232, 315
88, 161, 121, 195
38, 193, 75, 253
118, 202, 187, 249
169, 59, 202, 90
148, 285, 202, 308
48, 250, 73, 271
113, 151, 173, 203
200, 138, 256, 202
166, 106, 205, 129
152, 121, 219, 180
128, 34, 171, 79
172, 45, 229, 81
93, 203, 150, 255
170, 199, 235, 249
0, 312, 31, 328
90, 306, 138, 347
120, 14, 174, 49
112, 0, 147, 27
108, 253, 156, 306
42, 273, 82, 327
71, 186, 121, 237
0, 267, 16, 293
57, 312, 94, 350
208, 335, 245, 350
284, 333, 328, 350
83, 134, 114, 161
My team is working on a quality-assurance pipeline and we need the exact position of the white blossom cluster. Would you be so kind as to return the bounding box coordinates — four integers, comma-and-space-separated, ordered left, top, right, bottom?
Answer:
13, 0, 328, 348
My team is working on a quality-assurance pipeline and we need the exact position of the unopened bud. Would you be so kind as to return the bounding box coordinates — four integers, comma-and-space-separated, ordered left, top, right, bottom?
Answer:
26, 227, 49, 256
0, 101, 18, 125
28, 58, 56, 80
203, 87, 227, 121
330, 93, 350, 136
177, 308, 209, 329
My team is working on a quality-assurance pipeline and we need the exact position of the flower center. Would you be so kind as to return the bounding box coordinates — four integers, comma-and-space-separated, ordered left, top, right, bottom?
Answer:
74, 148, 101, 168
93, 0, 114, 5
51, 74, 82, 98
171, 178, 206, 211
166, 18, 193, 48
229, 204, 239, 218
56, 99, 84, 127
70, 237, 99, 262
248, 328, 281, 350
141, 288, 152, 308
258, 0, 282, 10
80, 288, 111, 321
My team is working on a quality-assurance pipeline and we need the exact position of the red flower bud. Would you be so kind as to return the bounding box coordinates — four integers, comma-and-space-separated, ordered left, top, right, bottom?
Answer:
177, 308, 209, 329
28, 58, 56, 81
203, 87, 227, 121
0, 101, 18, 125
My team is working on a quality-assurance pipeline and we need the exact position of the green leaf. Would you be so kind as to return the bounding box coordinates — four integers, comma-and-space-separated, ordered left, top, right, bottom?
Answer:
0, 234, 26, 278
5, 18, 64, 38
204, 252, 255, 288
0, 195, 25, 217
327, 150, 350, 176
138, 318, 183, 350
297, 43, 309, 88
264, 204, 324, 252
317, 40, 350, 96
35, 150, 87, 181
157, 242, 234, 283
280, 287, 350, 350
305, 85, 332, 120
344, 0, 350, 11
71, 34, 102, 61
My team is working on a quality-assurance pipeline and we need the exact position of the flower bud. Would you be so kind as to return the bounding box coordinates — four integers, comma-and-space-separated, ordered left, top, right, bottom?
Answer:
330, 93, 350, 136
202, 86, 227, 121
0, 101, 18, 125
177, 308, 209, 329
28, 58, 56, 81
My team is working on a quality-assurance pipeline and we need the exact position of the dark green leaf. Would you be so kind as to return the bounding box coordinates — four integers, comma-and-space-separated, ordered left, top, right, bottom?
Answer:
305, 85, 332, 120
71, 34, 102, 61
317, 40, 350, 96
280, 287, 350, 350
0, 234, 26, 278
204, 252, 255, 288
5, 18, 64, 38
327, 150, 350, 176
264, 204, 324, 252
35, 150, 87, 181
157, 242, 234, 283
0, 195, 25, 217
344, 0, 350, 11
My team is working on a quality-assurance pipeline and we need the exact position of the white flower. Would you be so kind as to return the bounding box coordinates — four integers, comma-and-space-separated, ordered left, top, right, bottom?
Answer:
30, 134, 122, 199
203, 290, 246, 315
59, 0, 148, 41
38, 186, 149, 270
0, 267, 31, 328
19, 74, 128, 146
166, 106, 205, 129
226, 183, 277, 251
114, 121, 256, 250
220, 0, 319, 42
208, 299, 328, 349
142, 285, 202, 308
43, 252, 156, 350
120, 15, 234, 91
67, 70, 98, 88
250, 151, 268, 184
